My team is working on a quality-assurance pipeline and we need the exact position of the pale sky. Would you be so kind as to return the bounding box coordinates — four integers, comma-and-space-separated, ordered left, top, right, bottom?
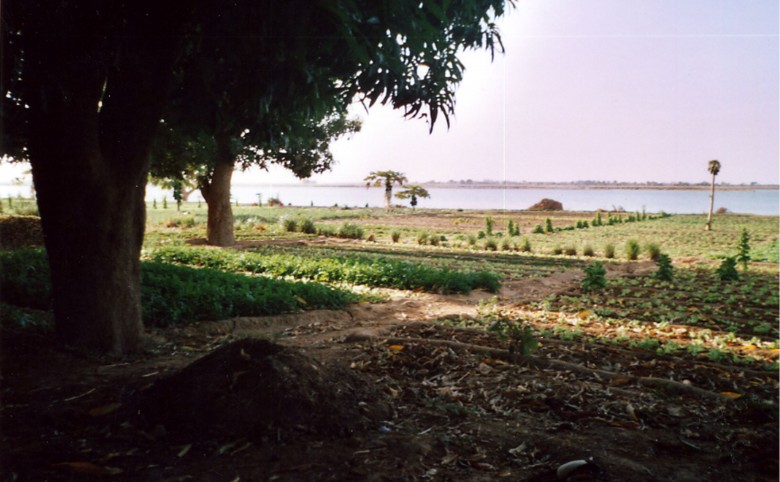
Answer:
1, 0, 778, 187
244, 0, 780, 185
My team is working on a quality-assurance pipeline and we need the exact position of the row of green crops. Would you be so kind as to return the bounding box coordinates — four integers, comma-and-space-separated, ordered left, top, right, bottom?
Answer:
147, 246, 500, 294
534, 268, 779, 339
0, 249, 354, 327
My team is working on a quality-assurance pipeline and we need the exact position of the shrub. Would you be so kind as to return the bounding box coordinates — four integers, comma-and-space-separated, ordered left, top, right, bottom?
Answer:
582, 244, 595, 257
645, 243, 661, 261
417, 231, 429, 245
366, 233, 376, 242
317, 226, 336, 237
519, 237, 532, 253
299, 218, 317, 234
428, 234, 440, 246
581, 262, 607, 292
532, 224, 545, 234
717, 256, 739, 281
281, 217, 297, 232
737, 228, 751, 271
485, 217, 495, 236
390, 230, 401, 243
563, 245, 577, 256
545, 218, 554, 233
654, 253, 673, 281
477, 230, 486, 239
625, 239, 640, 260
165, 216, 196, 228
551, 246, 563, 255
467, 234, 477, 247
500, 238, 512, 251
484, 238, 498, 251
337, 223, 364, 240
604, 243, 615, 259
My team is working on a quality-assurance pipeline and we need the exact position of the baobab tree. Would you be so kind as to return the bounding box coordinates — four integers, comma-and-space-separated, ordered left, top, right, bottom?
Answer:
365, 170, 408, 210
396, 185, 430, 210
705, 159, 721, 231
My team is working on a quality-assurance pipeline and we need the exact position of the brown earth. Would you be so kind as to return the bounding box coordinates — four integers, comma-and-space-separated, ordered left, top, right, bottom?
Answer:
2, 262, 778, 481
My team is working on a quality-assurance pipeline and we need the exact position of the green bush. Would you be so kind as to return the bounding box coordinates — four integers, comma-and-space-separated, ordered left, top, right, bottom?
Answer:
717, 256, 739, 282
484, 238, 498, 251
604, 243, 615, 259
645, 243, 661, 261
149, 246, 500, 295
737, 228, 751, 271
532, 224, 544, 234
563, 245, 577, 256
485, 217, 495, 236
500, 238, 512, 251
654, 253, 673, 281
551, 246, 563, 255
281, 217, 297, 232
582, 262, 607, 292
519, 237, 532, 253
582, 244, 595, 257
545, 218, 554, 233
428, 234, 440, 246
299, 218, 317, 234
417, 231, 429, 245
337, 222, 364, 240
0, 249, 353, 327
390, 230, 401, 243
625, 239, 640, 260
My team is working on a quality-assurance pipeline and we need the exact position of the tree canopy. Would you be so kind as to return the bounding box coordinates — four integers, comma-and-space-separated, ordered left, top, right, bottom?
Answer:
1, 0, 512, 354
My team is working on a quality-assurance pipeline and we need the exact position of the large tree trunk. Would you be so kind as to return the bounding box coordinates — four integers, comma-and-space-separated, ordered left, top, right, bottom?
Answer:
21, 2, 185, 354
201, 137, 236, 246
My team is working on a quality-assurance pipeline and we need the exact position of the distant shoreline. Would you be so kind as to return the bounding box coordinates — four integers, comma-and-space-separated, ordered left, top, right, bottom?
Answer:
234, 182, 779, 192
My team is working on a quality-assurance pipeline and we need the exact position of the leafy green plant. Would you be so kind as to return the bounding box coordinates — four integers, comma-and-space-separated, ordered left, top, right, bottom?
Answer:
625, 239, 640, 260
519, 237, 532, 253
645, 243, 661, 261
716, 256, 739, 281
582, 244, 595, 257
532, 224, 544, 234
490, 317, 538, 358
563, 245, 577, 256
581, 262, 607, 292
417, 231, 429, 245
337, 222, 364, 240
500, 238, 512, 251
485, 217, 495, 236
281, 217, 297, 232
654, 253, 674, 281
545, 218, 554, 233
737, 228, 751, 271
484, 238, 498, 251
390, 230, 401, 243
299, 218, 317, 234
551, 246, 563, 255
604, 243, 615, 259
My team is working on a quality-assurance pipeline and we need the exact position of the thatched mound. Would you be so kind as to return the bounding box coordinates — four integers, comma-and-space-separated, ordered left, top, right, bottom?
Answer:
0, 216, 43, 250
528, 198, 563, 211
133, 339, 390, 441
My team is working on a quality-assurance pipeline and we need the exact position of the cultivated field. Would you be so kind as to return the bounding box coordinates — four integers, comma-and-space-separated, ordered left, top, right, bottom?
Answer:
2, 202, 778, 481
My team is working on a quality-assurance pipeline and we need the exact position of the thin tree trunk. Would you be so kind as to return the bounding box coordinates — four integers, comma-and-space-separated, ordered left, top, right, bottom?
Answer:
201, 137, 236, 246
706, 173, 716, 231
384, 186, 392, 210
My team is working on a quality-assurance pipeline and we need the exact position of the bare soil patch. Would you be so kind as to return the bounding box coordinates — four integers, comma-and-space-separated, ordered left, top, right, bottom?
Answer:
2, 266, 777, 481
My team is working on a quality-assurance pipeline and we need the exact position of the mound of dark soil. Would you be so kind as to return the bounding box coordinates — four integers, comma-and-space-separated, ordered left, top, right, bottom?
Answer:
132, 338, 390, 441
528, 198, 563, 211
0, 215, 43, 250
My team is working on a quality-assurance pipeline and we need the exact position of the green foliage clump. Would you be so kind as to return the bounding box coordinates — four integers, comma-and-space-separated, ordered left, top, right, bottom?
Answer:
0, 249, 353, 327
281, 217, 297, 232
625, 239, 640, 260
299, 218, 317, 234
490, 317, 538, 358
645, 243, 661, 261
604, 243, 615, 259
500, 238, 512, 251
337, 222, 364, 240
519, 237, 532, 253
581, 262, 607, 292
716, 256, 740, 282
417, 231, 429, 245
654, 253, 674, 281
736, 228, 751, 271
148, 246, 500, 295
484, 238, 498, 251
545, 218, 554, 233
484, 217, 495, 236
582, 244, 595, 257
507, 220, 520, 237
551, 246, 563, 255
390, 230, 401, 243
532, 224, 544, 234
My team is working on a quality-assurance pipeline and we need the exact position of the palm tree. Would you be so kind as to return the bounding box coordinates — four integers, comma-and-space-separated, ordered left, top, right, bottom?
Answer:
365, 170, 408, 210
705, 159, 721, 231
395, 185, 430, 211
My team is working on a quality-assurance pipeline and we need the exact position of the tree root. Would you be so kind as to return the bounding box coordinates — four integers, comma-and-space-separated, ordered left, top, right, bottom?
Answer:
345, 334, 732, 401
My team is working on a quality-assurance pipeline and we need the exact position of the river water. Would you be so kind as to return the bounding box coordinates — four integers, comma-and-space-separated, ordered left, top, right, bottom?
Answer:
2, 182, 777, 216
